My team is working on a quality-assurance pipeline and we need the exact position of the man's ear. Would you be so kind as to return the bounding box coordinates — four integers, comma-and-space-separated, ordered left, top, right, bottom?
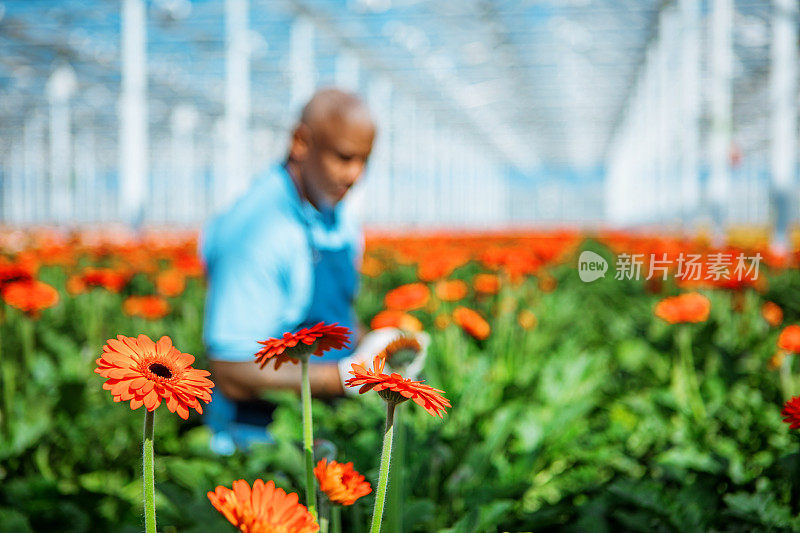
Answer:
289, 124, 311, 161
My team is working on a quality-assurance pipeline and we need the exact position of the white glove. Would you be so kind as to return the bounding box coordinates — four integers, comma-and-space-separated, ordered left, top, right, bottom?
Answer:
401, 331, 429, 380
338, 328, 430, 395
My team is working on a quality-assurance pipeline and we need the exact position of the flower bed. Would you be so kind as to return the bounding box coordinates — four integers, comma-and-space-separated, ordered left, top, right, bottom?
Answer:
1, 228, 800, 531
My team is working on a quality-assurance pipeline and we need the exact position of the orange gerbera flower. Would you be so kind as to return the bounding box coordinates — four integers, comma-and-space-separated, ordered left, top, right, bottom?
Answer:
769, 350, 787, 370
122, 295, 171, 320
417, 254, 466, 282
345, 355, 450, 418
360, 256, 383, 277
66, 275, 87, 295
95, 334, 214, 419
208, 479, 318, 533
434, 313, 451, 330
517, 309, 537, 330
81, 267, 129, 293
384, 283, 430, 311
537, 271, 557, 292
762, 301, 784, 327
1, 279, 59, 317
434, 279, 468, 302
314, 459, 372, 506
155, 268, 186, 297
0, 256, 37, 287
172, 251, 205, 278
782, 396, 800, 429
369, 310, 423, 333
380, 335, 422, 369
255, 322, 351, 370
452, 306, 491, 340
778, 325, 800, 354
473, 273, 500, 295
654, 292, 711, 324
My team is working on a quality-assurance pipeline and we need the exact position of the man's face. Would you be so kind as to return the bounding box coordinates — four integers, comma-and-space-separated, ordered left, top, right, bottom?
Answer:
297, 116, 375, 208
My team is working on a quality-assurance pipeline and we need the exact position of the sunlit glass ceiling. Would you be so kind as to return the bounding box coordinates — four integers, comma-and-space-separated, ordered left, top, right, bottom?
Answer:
0, 0, 682, 171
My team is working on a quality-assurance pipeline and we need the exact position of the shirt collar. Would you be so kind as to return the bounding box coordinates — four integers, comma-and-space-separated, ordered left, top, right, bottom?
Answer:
277, 163, 338, 228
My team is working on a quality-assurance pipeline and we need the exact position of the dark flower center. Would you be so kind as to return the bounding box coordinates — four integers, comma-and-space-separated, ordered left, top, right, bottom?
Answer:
148, 363, 173, 379
378, 389, 410, 405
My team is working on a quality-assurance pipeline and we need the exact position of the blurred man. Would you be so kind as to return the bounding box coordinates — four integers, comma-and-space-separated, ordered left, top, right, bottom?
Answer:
201, 88, 421, 453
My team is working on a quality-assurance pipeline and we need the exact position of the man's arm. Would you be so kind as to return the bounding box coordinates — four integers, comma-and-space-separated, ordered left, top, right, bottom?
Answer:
204, 215, 345, 400
210, 360, 344, 401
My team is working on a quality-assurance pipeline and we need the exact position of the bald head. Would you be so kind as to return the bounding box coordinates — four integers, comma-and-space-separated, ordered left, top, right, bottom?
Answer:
300, 88, 374, 135
287, 88, 376, 208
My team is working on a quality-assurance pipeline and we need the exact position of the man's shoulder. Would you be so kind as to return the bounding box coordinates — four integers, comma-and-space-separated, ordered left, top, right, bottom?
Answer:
236, 166, 295, 215
202, 166, 306, 262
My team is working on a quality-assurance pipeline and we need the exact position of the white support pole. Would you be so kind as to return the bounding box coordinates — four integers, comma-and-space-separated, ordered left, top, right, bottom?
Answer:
251, 127, 274, 177
407, 99, 418, 226
452, 131, 463, 225
661, 8, 681, 220
454, 132, 466, 226
437, 126, 451, 226
390, 96, 406, 225
495, 155, 508, 227
23, 114, 46, 223
422, 115, 437, 225
8, 139, 25, 224
432, 122, 445, 226
196, 132, 211, 221
770, 0, 798, 248
680, 0, 701, 225
639, 52, 653, 222
0, 147, 5, 223
171, 104, 198, 224
119, 0, 148, 226
148, 134, 166, 224
212, 117, 227, 212
335, 52, 360, 92
656, 14, 670, 222
46, 65, 76, 224
290, 17, 315, 113
365, 76, 391, 227
224, 0, 251, 211
708, 0, 733, 232
480, 152, 493, 226
466, 140, 479, 226
75, 127, 98, 224
97, 135, 113, 222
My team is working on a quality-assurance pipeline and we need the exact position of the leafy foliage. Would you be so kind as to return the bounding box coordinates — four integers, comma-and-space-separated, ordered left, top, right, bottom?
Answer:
1, 241, 800, 532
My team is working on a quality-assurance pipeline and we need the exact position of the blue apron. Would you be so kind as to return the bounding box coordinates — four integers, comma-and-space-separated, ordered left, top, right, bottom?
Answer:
207, 206, 358, 453
297, 209, 358, 361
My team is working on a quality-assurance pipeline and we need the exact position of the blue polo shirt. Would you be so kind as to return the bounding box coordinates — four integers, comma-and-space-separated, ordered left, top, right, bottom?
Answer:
200, 164, 361, 453
201, 163, 361, 362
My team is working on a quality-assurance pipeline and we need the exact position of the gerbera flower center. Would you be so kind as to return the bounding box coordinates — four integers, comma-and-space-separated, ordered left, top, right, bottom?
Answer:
378, 389, 410, 405
148, 363, 173, 379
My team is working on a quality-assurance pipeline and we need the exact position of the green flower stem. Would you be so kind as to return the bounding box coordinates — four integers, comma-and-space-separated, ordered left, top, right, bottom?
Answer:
143, 410, 156, 533
780, 352, 793, 400
301, 358, 317, 519
370, 402, 396, 533
677, 326, 705, 420
88, 290, 102, 350
385, 406, 403, 532
670, 346, 688, 412
319, 495, 330, 533
0, 324, 12, 434
331, 504, 342, 533
20, 317, 34, 371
